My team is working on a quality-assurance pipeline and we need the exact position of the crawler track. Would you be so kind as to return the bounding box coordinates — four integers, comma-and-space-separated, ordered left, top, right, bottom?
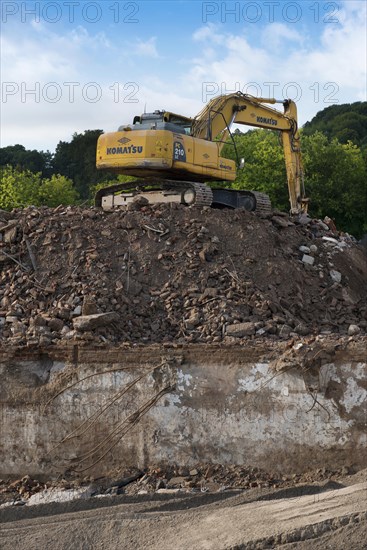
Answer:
95, 179, 269, 214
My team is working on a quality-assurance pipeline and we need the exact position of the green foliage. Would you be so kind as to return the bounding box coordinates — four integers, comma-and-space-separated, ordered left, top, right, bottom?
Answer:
0, 166, 79, 210
222, 130, 290, 210
53, 130, 116, 200
222, 129, 367, 238
303, 102, 367, 148
302, 132, 367, 237
0, 144, 53, 177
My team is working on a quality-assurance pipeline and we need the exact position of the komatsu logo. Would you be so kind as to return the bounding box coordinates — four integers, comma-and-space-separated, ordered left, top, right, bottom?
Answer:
256, 116, 278, 126
106, 145, 143, 155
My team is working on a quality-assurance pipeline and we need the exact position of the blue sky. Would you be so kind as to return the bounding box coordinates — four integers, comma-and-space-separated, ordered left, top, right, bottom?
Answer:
1, 1, 366, 151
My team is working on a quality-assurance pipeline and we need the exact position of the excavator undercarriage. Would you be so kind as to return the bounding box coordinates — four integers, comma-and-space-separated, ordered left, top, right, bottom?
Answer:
95, 179, 272, 216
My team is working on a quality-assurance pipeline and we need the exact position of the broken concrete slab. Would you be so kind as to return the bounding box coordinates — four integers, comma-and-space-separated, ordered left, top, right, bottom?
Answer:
226, 322, 256, 337
73, 312, 119, 331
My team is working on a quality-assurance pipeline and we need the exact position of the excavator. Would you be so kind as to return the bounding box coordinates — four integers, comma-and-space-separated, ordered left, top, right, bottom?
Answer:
95, 92, 308, 216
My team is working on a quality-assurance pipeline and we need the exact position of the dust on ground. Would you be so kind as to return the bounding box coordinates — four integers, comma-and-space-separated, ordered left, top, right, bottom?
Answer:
0, 468, 366, 549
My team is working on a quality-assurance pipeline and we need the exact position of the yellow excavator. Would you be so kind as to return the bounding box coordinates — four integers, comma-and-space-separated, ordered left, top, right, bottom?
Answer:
95, 92, 308, 216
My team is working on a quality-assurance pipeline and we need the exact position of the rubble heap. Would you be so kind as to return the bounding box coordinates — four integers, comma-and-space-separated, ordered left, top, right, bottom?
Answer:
0, 463, 352, 505
0, 203, 366, 346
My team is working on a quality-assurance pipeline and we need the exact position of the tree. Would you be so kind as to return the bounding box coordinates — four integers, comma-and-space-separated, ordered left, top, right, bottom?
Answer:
222, 129, 367, 237
222, 130, 290, 211
303, 102, 367, 147
53, 130, 116, 200
302, 132, 367, 237
0, 166, 79, 210
0, 144, 53, 177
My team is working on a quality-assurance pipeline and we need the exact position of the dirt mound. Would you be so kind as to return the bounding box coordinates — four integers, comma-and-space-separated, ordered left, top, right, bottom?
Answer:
0, 204, 366, 346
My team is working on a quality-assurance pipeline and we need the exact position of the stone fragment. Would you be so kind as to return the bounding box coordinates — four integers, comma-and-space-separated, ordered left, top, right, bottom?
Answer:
127, 196, 149, 211
0, 209, 12, 221
48, 318, 64, 332
297, 213, 312, 225
299, 245, 310, 254
309, 244, 318, 253
294, 323, 310, 336
203, 287, 218, 299
318, 221, 330, 231
330, 270, 342, 283
5, 316, 18, 323
57, 308, 71, 320
226, 322, 256, 337
184, 311, 200, 329
322, 236, 339, 245
4, 226, 17, 244
167, 476, 186, 488
271, 215, 289, 228
82, 297, 98, 315
155, 479, 166, 490
302, 254, 314, 266
73, 312, 119, 331
347, 324, 360, 336
324, 216, 337, 232
199, 249, 207, 262
278, 324, 293, 337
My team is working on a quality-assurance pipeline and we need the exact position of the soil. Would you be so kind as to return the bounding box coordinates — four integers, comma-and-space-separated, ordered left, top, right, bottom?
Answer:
0, 469, 366, 549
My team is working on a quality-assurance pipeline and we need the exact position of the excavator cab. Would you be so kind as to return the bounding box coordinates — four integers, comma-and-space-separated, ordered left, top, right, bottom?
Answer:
119, 111, 192, 136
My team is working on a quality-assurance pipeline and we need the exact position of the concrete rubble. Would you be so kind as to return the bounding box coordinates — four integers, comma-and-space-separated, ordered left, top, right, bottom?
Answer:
0, 463, 356, 507
0, 204, 366, 347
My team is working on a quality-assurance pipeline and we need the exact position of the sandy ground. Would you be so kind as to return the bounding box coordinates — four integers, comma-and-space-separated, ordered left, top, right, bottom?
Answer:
1, 473, 366, 549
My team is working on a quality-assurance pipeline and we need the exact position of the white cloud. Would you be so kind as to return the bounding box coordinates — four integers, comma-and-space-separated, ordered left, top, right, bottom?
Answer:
0, 0, 365, 151
193, 24, 225, 45
0, 24, 164, 150
185, 2, 367, 125
134, 37, 159, 58
261, 23, 303, 49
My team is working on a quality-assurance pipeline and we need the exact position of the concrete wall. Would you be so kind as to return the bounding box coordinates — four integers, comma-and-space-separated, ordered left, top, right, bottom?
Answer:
0, 341, 366, 477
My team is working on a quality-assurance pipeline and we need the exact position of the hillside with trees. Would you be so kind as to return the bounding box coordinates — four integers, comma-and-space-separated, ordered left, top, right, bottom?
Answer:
302, 102, 367, 149
0, 103, 366, 237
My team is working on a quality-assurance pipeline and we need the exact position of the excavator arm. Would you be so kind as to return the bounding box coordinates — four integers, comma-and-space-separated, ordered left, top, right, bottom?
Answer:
191, 93, 308, 214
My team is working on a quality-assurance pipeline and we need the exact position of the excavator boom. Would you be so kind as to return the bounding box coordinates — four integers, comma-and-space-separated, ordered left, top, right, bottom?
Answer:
191, 93, 307, 214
